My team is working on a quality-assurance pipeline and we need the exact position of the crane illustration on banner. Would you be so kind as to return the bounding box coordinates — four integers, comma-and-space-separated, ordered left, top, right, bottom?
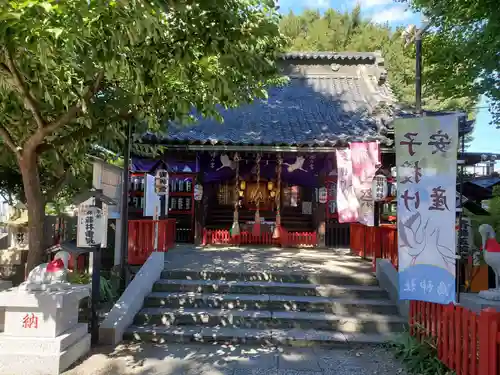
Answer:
217, 154, 236, 171
399, 212, 429, 266
431, 227, 460, 273
283, 156, 307, 172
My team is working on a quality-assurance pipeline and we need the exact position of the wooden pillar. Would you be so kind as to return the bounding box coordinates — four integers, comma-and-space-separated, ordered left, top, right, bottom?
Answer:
194, 155, 205, 245
316, 170, 326, 247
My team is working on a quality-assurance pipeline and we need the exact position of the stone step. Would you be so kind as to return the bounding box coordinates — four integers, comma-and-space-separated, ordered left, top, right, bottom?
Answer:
153, 279, 384, 297
133, 307, 406, 334
160, 268, 376, 285
143, 292, 400, 315
124, 325, 397, 347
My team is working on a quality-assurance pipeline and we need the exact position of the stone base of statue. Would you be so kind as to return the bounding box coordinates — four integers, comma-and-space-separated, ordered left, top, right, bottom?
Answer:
478, 288, 500, 301
0, 285, 90, 374
19, 282, 72, 292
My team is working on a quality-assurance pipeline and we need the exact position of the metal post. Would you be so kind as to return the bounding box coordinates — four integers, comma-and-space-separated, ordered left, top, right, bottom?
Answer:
456, 133, 466, 304
415, 32, 423, 115
374, 202, 380, 227
120, 121, 132, 287
153, 205, 159, 251
90, 198, 102, 346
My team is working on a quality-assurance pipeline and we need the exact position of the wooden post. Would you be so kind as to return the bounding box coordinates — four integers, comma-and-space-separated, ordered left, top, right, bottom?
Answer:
316, 170, 326, 248
478, 307, 500, 375
194, 154, 205, 245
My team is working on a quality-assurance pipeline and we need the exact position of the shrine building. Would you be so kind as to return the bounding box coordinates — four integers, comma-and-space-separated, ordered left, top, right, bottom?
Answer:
127, 51, 474, 265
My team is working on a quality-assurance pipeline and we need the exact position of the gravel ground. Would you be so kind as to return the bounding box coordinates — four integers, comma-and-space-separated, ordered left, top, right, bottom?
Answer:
64, 343, 408, 375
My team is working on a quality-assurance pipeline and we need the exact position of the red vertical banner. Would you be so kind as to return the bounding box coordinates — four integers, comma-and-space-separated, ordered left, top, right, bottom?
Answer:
350, 141, 380, 226
335, 148, 358, 223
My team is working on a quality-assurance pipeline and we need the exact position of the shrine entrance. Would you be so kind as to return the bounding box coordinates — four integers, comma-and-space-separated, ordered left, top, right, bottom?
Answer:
242, 181, 275, 212
200, 151, 331, 247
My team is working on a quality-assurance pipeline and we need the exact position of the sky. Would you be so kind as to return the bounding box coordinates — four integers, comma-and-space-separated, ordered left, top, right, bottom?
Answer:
278, 0, 421, 25
278, 0, 499, 162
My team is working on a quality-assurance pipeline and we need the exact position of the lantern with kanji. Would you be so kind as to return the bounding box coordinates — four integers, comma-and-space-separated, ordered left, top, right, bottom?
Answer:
154, 169, 169, 196
318, 187, 327, 204
371, 174, 388, 202
194, 184, 203, 201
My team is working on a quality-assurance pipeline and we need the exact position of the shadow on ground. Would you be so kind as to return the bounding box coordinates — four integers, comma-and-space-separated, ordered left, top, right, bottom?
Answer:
64, 341, 407, 375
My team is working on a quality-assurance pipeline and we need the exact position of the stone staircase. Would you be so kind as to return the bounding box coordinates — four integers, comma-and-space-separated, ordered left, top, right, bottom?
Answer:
124, 253, 406, 347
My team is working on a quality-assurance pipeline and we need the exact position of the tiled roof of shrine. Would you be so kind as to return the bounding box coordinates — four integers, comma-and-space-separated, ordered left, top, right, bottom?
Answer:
144, 52, 471, 147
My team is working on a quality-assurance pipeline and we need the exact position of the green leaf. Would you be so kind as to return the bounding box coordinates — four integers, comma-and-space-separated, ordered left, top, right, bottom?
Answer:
47, 27, 63, 39
38, 2, 53, 12
0, 0, 286, 268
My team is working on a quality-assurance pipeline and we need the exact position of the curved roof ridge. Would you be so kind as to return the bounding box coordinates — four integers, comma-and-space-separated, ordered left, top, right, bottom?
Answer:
281, 51, 380, 62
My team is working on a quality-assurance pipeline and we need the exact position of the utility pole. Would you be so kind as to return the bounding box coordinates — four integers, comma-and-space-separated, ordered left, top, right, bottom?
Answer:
120, 121, 132, 288
415, 30, 422, 114
402, 21, 431, 116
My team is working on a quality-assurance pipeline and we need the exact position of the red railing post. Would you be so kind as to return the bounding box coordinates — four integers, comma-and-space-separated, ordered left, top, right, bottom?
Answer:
479, 308, 500, 375
461, 307, 470, 375
127, 219, 177, 265
471, 312, 478, 375
409, 300, 500, 375
441, 304, 450, 368
202, 228, 317, 248
202, 229, 207, 245
454, 306, 462, 374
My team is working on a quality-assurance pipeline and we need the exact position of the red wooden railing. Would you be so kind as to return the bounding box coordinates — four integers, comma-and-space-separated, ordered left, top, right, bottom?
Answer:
349, 223, 398, 270
202, 229, 317, 247
128, 219, 176, 265
410, 300, 500, 375
351, 223, 500, 375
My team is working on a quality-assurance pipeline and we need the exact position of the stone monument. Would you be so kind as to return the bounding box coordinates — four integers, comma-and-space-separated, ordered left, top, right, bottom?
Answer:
0, 251, 91, 374
478, 224, 500, 300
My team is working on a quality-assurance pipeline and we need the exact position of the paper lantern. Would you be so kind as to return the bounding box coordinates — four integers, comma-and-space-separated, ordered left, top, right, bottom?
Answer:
267, 181, 274, 191
240, 181, 246, 190
318, 187, 327, 204
372, 174, 388, 202
154, 169, 169, 196
194, 184, 203, 201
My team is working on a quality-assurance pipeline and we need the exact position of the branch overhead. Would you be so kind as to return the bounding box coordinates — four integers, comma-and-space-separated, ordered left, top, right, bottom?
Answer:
43, 71, 105, 135
0, 124, 20, 155
24, 71, 105, 152
5, 48, 46, 129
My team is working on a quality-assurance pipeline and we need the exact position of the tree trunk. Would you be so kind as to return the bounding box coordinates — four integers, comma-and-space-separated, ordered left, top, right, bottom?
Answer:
19, 150, 46, 274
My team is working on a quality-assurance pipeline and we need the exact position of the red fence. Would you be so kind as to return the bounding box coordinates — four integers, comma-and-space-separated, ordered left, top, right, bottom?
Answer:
128, 219, 176, 265
351, 223, 500, 375
350, 223, 398, 270
202, 229, 317, 248
410, 300, 500, 375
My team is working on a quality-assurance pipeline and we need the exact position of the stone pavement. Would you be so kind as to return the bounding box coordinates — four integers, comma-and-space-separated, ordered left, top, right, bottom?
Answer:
162, 245, 360, 275
64, 342, 408, 375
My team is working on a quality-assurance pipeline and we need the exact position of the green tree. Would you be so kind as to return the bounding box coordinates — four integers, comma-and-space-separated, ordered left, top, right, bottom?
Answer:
0, 0, 285, 271
279, 7, 479, 116
402, 0, 499, 125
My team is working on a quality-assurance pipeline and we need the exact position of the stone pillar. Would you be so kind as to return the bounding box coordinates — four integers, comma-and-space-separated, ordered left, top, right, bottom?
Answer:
0, 280, 12, 332
0, 286, 90, 374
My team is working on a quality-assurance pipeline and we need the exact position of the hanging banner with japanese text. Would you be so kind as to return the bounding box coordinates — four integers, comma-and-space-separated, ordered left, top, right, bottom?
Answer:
396, 115, 459, 304
335, 149, 359, 223
351, 142, 380, 226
